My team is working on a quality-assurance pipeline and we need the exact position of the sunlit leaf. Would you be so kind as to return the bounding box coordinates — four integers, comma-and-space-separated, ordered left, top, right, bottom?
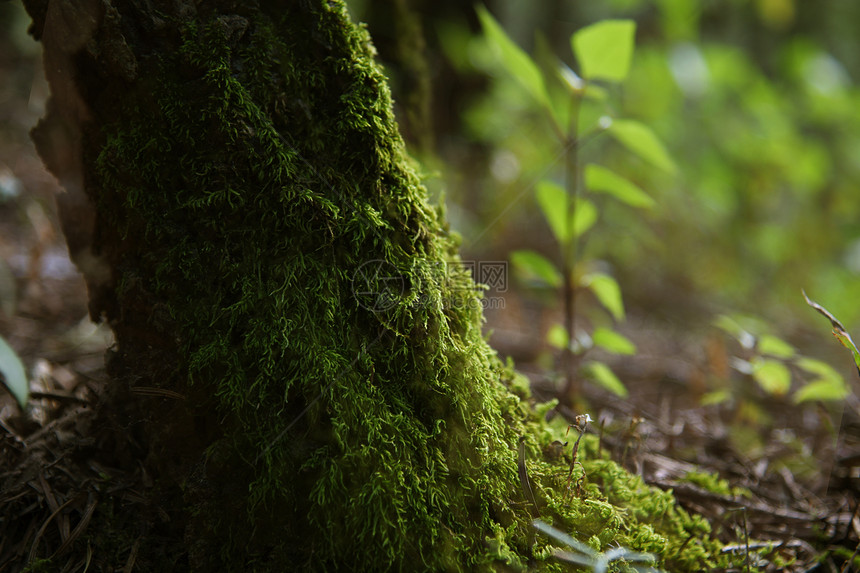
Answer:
572, 330, 593, 354
571, 20, 636, 83
793, 379, 849, 403
583, 84, 609, 101
584, 273, 624, 321
477, 6, 550, 109
584, 164, 655, 209
757, 334, 795, 359
751, 357, 791, 396
832, 329, 860, 367
701, 390, 731, 406
796, 356, 839, 378
535, 181, 597, 242
511, 250, 562, 288
592, 326, 636, 355
547, 323, 569, 350
0, 335, 28, 408
572, 197, 598, 238
714, 315, 756, 349
793, 357, 848, 403
608, 119, 677, 174
536, 180, 570, 243
733, 364, 758, 383
558, 62, 584, 93
585, 361, 628, 397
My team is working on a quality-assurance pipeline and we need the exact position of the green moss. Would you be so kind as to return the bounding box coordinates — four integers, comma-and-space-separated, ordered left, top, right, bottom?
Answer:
68, 1, 734, 570
21, 559, 53, 573
831, 546, 860, 571
681, 469, 751, 499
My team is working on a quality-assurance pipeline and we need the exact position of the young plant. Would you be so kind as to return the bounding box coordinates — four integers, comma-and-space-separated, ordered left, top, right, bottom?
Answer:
533, 518, 663, 573
478, 10, 675, 401
563, 413, 591, 500
710, 312, 849, 406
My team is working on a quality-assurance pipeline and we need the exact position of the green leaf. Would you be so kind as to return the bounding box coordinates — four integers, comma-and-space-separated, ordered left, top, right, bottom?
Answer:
477, 6, 550, 109
608, 119, 677, 174
536, 180, 570, 243
547, 323, 569, 350
793, 379, 848, 403
572, 197, 598, 238
793, 357, 848, 403
757, 334, 795, 359
535, 182, 596, 242
584, 164, 655, 209
585, 361, 628, 397
713, 314, 756, 349
585, 273, 625, 321
583, 84, 609, 101
701, 390, 731, 406
833, 329, 860, 371
511, 250, 562, 288
796, 356, 840, 378
592, 326, 636, 355
558, 62, 584, 93
750, 357, 791, 396
571, 20, 636, 83
0, 335, 28, 408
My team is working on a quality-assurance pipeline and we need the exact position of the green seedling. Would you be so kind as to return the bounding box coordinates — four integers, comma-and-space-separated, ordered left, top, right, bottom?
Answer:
533, 518, 663, 573
564, 413, 591, 500
712, 312, 849, 405
478, 9, 675, 401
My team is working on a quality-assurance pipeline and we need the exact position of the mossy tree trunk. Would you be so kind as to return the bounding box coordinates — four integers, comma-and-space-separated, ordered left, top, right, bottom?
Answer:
23, 0, 538, 569
21, 1, 722, 571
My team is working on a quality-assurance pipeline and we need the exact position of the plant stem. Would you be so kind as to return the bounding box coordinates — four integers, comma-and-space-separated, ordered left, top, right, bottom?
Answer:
561, 93, 581, 404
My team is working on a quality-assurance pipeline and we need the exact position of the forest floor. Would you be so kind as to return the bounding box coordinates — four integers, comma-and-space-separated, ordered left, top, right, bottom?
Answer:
483, 296, 860, 571
1, 26, 859, 573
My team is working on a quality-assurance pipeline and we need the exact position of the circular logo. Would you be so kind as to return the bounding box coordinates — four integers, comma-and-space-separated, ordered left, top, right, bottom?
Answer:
351, 259, 405, 312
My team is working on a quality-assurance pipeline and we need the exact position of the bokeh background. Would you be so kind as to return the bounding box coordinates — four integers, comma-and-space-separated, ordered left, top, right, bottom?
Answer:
345, 0, 860, 384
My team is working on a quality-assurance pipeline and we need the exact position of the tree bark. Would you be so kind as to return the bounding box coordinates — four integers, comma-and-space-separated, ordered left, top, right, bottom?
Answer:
23, 1, 538, 569
18, 1, 724, 571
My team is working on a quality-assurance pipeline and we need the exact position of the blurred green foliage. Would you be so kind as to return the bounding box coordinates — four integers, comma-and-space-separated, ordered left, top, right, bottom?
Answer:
436, 0, 860, 332
476, 8, 673, 399
713, 313, 848, 405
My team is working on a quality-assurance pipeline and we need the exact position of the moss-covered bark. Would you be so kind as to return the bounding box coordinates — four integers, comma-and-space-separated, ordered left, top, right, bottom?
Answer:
23, 0, 731, 570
